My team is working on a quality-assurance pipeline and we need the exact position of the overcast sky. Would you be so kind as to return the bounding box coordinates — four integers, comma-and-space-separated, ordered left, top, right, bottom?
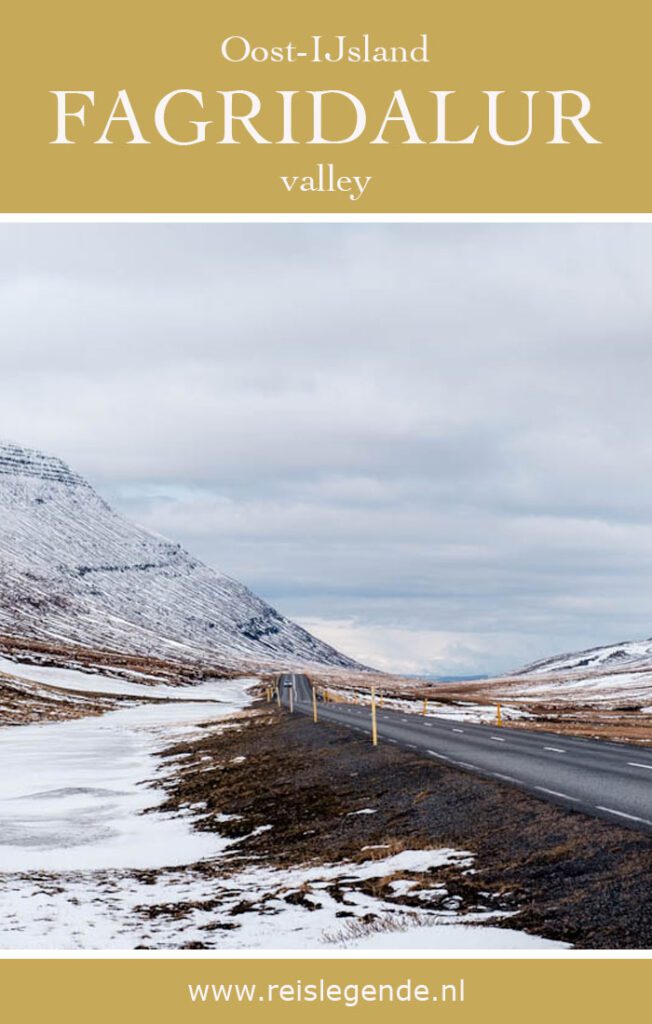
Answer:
2, 222, 652, 675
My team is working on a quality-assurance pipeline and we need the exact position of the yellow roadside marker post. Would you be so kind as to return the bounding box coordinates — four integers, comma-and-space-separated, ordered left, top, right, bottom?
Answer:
371, 686, 378, 746
289, 684, 294, 714
423, 698, 428, 717
312, 686, 318, 723
496, 703, 502, 727
276, 685, 281, 707
379, 695, 383, 708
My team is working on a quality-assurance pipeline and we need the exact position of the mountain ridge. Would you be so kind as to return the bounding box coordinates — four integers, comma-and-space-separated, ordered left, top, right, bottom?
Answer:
0, 440, 365, 672
514, 637, 652, 676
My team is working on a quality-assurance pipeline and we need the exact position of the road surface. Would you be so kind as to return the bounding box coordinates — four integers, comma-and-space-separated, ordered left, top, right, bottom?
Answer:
277, 672, 652, 836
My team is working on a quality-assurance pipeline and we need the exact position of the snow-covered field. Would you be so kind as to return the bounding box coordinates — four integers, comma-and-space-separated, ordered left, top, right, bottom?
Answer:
0, 662, 565, 950
0, 671, 254, 945
1, 715, 217, 869
0, 656, 238, 702
0, 680, 253, 873
341, 923, 565, 950
502, 668, 652, 707
0, 837, 565, 950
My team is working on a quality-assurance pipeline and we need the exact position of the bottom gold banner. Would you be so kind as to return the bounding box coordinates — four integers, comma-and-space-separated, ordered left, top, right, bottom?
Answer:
0, 958, 648, 1024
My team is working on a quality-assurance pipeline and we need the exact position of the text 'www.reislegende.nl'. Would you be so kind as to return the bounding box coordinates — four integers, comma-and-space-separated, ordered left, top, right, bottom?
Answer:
188, 977, 466, 1009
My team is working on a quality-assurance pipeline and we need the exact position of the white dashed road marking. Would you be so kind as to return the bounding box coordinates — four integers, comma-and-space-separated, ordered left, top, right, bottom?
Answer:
536, 787, 579, 802
596, 806, 652, 826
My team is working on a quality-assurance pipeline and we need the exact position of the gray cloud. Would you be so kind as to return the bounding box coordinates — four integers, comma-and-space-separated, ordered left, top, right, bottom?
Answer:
1, 223, 652, 674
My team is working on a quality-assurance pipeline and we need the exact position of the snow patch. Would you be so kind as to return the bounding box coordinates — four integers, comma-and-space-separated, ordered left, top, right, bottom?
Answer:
340, 923, 568, 950
0, 677, 254, 871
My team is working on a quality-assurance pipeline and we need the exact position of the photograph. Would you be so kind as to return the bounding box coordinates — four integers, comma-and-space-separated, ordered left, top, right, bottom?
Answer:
0, 222, 650, 951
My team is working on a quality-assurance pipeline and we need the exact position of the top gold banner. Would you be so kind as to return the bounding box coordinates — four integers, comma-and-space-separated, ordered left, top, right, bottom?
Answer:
2, 0, 648, 212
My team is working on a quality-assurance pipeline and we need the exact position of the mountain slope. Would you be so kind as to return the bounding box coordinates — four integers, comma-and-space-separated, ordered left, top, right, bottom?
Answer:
515, 638, 652, 676
0, 441, 363, 671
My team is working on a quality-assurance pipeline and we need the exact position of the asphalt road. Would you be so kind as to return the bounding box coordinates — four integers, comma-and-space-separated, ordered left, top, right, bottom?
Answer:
277, 672, 652, 836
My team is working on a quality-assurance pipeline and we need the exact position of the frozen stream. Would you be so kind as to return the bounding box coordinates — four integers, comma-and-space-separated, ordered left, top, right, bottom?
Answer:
0, 666, 254, 871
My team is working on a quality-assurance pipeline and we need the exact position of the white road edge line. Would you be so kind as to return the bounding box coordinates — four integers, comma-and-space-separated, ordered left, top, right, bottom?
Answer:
426, 750, 451, 761
536, 787, 579, 802
628, 762, 652, 770
490, 736, 506, 743
596, 806, 652, 826
543, 746, 566, 753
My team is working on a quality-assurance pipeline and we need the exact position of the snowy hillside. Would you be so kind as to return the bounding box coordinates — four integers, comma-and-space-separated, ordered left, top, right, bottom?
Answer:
467, 636, 652, 711
515, 638, 652, 676
0, 442, 362, 671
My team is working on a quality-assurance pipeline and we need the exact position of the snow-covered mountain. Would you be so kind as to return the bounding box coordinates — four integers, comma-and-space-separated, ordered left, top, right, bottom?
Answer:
515, 638, 652, 676
0, 441, 363, 671
491, 636, 652, 709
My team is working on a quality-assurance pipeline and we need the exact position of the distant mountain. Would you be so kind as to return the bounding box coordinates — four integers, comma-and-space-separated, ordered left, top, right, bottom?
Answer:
0, 441, 364, 672
514, 638, 652, 676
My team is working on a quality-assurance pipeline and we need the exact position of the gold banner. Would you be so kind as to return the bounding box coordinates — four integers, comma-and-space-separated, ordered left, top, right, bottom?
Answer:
1, 958, 649, 1022
1, 0, 650, 212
